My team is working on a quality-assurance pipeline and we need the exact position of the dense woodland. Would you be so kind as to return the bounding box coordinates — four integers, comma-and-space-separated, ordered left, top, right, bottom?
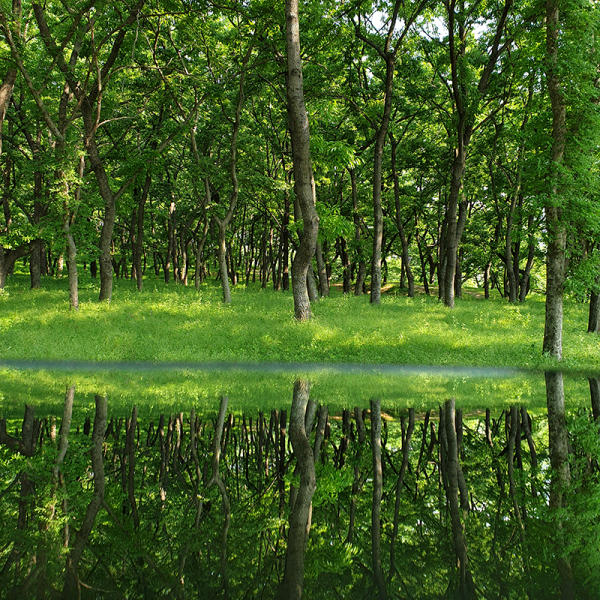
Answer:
0, 0, 599, 338
1, 378, 599, 599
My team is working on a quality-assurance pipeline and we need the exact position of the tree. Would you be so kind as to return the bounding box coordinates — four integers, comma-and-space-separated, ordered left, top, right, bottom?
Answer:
285, 0, 319, 321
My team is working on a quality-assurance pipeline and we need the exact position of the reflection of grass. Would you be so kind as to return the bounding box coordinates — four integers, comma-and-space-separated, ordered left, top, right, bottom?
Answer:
0, 365, 561, 418
1, 274, 598, 371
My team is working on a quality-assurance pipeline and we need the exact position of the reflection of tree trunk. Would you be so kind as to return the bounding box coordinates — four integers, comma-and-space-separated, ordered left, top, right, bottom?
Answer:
126, 406, 140, 530
279, 379, 316, 600
313, 405, 328, 464
507, 405, 531, 587
389, 408, 414, 581
0, 402, 40, 589
55, 386, 74, 546
441, 399, 477, 599
348, 406, 366, 543
208, 396, 231, 600
520, 407, 538, 498
370, 399, 387, 600
544, 370, 575, 599
62, 394, 107, 600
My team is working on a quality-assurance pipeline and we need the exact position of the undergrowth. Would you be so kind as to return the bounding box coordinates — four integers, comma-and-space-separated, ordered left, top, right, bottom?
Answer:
0, 273, 598, 413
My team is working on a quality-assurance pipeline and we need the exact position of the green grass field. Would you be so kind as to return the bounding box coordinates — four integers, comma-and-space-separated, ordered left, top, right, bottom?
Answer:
0, 273, 597, 414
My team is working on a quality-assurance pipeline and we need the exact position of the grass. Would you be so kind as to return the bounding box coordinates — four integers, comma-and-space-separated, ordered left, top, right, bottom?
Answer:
0, 272, 598, 414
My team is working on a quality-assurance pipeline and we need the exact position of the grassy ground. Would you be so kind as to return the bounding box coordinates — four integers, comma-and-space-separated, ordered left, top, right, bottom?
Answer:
0, 272, 597, 414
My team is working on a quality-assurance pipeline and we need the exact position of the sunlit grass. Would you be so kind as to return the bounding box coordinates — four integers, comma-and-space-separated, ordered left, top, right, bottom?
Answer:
1, 273, 598, 369
0, 272, 598, 413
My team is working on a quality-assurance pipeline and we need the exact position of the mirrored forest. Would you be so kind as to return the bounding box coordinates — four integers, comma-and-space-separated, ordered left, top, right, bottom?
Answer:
1, 371, 599, 600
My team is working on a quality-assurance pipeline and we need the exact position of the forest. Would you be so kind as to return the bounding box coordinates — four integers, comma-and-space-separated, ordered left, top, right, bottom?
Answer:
1, 0, 600, 598
0, 0, 599, 344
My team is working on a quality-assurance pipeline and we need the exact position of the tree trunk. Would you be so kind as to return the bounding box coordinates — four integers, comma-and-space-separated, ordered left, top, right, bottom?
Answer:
588, 290, 599, 333
543, 0, 567, 360
350, 168, 366, 296
443, 0, 512, 307
0, 0, 18, 159
134, 173, 151, 291
369, 54, 395, 305
589, 377, 600, 423
286, 0, 319, 321
315, 241, 329, 297
282, 177, 291, 291
391, 137, 414, 297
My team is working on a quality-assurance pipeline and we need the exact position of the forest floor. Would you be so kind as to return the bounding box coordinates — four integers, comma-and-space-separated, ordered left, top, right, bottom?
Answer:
0, 273, 597, 414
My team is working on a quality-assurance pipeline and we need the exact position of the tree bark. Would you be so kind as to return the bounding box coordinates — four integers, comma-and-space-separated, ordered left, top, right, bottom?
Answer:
391, 136, 414, 297
134, 173, 151, 292
0, 0, 20, 159
315, 241, 329, 297
543, 0, 567, 359
590, 378, 600, 423
588, 290, 599, 333
286, 0, 319, 321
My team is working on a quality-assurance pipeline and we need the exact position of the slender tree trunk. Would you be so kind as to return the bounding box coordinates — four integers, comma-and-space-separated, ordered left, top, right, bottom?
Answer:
443, 0, 512, 307
588, 290, 599, 333
286, 0, 319, 321
589, 377, 600, 423
519, 214, 536, 302
351, 169, 366, 296
134, 173, 151, 291
543, 0, 567, 359
391, 137, 414, 297
369, 55, 395, 305
282, 176, 291, 291
315, 241, 329, 297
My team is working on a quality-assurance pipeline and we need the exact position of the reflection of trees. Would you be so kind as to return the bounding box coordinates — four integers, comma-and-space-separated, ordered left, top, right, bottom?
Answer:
0, 380, 599, 599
